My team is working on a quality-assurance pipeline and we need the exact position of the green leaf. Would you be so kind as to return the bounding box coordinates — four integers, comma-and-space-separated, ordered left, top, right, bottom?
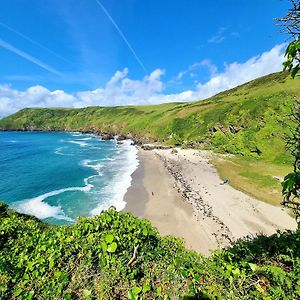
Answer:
100, 257, 107, 267
101, 241, 107, 252
128, 289, 138, 300
132, 286, 142, 295
142, 284, 151, 294
14, 288, 23, 296
65, 237, 72, 243
49, 259, 55, 269
26, 291, 34, 300
105, 215, 112, 222
291, 65, 300, 78
105, 234, 114, 243
232, 268, 240, 276
156, 286, 162, 296
107, 242, 118, 253
249, 263, 257, 272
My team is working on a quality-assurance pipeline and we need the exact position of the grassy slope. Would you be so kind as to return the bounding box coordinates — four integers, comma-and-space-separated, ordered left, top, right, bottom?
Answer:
0, 202, 299, 299
0, 71, 299, 165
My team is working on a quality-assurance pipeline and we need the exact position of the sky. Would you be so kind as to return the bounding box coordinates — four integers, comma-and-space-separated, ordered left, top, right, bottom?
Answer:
0, 0, 292, 117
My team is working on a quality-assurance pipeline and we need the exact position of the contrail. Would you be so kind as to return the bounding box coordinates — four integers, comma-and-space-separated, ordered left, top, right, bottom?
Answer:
0, 38, 63, 76
95, 0, 147, 73
0, 21, 72, 64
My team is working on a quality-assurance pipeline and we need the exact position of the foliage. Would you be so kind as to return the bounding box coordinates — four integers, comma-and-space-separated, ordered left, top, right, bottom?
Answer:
277, 0, 300, 78
277, 0, 300, 222
283, 39, 300, 78
0, 203, 300, 299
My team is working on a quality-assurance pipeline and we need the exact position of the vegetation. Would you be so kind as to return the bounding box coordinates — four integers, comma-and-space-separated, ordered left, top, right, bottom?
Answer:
0, 71, 299, 166
212, 156, 292, 206
277, 0, 300, 220
277, 0, 300, 79
0, 202, 299, 299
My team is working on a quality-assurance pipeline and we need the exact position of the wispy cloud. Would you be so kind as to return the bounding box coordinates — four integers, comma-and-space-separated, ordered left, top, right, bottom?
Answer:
208, 27, 227, 44
208, 27, 240, 44
95, 0, 147, 73
0, 38, 63, 76
0, 21, 72, 65
171, 59, 217, 84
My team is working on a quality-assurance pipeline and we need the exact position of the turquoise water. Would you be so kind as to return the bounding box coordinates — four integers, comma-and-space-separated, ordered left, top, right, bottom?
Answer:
0, 131, 138, 224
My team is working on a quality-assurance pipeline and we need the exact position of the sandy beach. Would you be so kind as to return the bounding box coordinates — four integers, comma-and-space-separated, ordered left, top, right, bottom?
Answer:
124, 148, 297, 255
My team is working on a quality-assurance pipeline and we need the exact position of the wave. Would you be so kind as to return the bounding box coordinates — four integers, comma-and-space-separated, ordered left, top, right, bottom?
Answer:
68, 140, 89, 147
75, 137, 93, 141
80, 159, 104, 174
11, 183, 93, 221
54, 146, 74, 156
106, 157, 115, 161
91, 140, 139, 215
8, 135, 138, 223
70, 132, 82, 137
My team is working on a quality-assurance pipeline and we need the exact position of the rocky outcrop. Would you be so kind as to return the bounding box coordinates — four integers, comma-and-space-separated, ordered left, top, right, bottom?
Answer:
141, 144, 172, 151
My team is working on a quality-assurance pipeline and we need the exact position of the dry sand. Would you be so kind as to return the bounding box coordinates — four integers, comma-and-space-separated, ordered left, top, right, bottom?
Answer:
124, 148, 297, 255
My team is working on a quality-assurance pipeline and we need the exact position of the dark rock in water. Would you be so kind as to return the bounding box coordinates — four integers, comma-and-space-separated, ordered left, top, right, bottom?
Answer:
116, 135, 127, 141
100, 132, 115, 140
117, 141, 124, 145
132, 139, 142, 146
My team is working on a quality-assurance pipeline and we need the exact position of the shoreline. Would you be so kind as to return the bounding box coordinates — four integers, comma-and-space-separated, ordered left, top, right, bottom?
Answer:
123, 148, 297, 255
123, 151, 148, 218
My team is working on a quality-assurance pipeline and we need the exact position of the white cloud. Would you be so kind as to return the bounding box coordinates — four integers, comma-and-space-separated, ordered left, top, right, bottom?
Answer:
195, 43, 286, 99
0, 44, 286, 118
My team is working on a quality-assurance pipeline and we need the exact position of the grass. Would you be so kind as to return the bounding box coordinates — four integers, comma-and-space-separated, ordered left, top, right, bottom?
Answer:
212, 155, 293, 205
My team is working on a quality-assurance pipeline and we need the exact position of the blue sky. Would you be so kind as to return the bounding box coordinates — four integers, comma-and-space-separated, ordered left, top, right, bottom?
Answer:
0, 0, 291, 116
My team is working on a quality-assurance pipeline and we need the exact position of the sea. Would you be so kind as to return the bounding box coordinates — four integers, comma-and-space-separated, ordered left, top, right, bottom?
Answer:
0, 131, 139, 225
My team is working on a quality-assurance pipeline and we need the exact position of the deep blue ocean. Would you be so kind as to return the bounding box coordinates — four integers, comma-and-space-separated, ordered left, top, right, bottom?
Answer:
0, 131, 138, 224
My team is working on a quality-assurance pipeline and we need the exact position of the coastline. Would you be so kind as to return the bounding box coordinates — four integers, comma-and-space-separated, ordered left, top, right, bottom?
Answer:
123, 147, 297, 255
123, 151, 148, 218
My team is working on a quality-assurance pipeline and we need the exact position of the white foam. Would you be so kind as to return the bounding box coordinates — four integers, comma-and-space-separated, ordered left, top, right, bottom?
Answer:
70, 132, 82, 137
80, 159, 104, 173
76, 137, 93, 141
68, 140, 89, 147
106, 157, 116, 161
13, 184, 93, 221
91, 140, 139, 215
54, 146, 74, 156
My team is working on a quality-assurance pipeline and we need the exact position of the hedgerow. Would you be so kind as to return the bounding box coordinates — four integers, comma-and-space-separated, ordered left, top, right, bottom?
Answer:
0, 202, 299, 299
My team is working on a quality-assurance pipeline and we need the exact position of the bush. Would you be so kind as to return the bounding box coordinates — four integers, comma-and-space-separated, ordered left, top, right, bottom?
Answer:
0, 203, 299, 299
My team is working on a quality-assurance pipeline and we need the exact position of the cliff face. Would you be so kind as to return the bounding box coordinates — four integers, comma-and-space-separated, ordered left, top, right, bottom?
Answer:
0, 72, 299, 163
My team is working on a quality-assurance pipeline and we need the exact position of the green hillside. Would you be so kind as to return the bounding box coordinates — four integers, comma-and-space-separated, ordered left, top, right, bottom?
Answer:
1, 71, 299, 164
1, 202, 299, 299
